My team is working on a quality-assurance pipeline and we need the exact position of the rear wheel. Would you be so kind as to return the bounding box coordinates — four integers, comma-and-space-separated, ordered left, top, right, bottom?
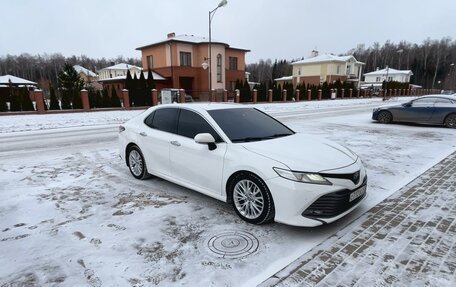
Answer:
229, 172, 275, 225
444, 113, 456, 128
127, 146, 149, 180
377, 111, 393, 124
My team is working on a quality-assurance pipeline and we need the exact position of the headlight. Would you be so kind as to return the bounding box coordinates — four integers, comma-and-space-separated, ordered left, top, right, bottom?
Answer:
273, 167, 332, 185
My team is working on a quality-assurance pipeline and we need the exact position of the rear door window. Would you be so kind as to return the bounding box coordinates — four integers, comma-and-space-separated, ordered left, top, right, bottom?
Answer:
150, 108, 178, 133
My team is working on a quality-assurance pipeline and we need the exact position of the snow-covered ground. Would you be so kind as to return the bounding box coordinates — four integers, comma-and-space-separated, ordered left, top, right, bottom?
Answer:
1, 97, 455, 286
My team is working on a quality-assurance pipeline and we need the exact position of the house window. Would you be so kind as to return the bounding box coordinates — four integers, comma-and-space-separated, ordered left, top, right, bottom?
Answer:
388, 76, 393, 81
298, 68, 301, 76
216, 54, 222, 82
336, 65, 340, 74
180, 52, 191, 67
147, 55, 153, 69
229, 57, 238, 70
376, 77, 381, 82
346, 65, 351, 74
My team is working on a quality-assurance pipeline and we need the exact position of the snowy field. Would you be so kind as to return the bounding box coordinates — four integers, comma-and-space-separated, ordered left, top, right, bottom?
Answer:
1, 97, 456, 286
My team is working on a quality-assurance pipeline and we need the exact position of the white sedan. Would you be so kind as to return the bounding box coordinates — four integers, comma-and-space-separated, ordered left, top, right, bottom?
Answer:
119, 103, 367, 227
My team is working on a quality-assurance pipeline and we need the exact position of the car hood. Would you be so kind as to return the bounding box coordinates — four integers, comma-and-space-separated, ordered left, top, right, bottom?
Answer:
242, 133, 358, 172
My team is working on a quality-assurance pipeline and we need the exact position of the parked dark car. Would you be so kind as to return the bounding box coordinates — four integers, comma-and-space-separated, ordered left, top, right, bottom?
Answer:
372, 94, 456, 128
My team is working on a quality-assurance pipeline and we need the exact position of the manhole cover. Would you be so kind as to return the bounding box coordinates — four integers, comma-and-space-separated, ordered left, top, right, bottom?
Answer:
207, 231, 259, 259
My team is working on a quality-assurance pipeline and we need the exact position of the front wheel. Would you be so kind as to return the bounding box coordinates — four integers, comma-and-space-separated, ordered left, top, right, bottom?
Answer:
127, 146, 149, 180
444, 113, 456, 128
229, 172, 275, 225
377, 111, 393, 124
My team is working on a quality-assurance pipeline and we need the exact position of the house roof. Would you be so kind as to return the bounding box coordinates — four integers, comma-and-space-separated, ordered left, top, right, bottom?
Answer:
364, 68, 413, 76
292, 54, 364, 65
99, 63, 142, 71
97, 71, 166, 82
73, 65, 97, 77
136, 34, 250, 52
0, 74, 37, 86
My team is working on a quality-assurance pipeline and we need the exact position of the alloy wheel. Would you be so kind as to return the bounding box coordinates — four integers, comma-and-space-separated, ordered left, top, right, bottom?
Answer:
233, 179, 265, 220
128, 149, 143, 177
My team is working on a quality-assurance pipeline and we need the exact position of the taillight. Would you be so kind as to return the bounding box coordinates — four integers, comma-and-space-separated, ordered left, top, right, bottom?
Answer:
119, 125, 125, 133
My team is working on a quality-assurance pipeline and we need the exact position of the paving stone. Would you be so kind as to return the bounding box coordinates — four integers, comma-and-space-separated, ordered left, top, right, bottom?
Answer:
260, 151, 456, 287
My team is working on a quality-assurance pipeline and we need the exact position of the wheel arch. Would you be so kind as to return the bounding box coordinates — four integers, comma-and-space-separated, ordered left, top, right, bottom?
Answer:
225, 170, 268, 204
443, 112, 456, 127
125, 142, 139, 167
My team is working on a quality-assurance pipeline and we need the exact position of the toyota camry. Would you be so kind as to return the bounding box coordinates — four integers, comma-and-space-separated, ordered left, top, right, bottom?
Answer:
119, 103, 367, 227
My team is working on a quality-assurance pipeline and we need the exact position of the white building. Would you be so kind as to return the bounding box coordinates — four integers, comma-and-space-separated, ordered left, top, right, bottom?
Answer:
363, 67, 413, 87
97, 63, 142, 80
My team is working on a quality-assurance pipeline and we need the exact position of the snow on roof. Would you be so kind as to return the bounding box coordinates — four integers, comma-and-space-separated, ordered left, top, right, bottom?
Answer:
292, 54, 364, 65
274, 76, 293, 81
364, 68, 413, 76
99, 63, 142, 71
73, 65, 97, 77
0, 74, 37, 85
98, 71, 165, 82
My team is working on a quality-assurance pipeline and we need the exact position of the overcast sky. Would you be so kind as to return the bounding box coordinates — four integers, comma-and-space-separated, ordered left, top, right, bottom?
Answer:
1, 0, 455, 64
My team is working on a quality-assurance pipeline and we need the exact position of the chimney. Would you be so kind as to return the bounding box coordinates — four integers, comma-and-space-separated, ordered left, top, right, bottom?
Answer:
311, 50, 319, 57
167, 32, 175, 39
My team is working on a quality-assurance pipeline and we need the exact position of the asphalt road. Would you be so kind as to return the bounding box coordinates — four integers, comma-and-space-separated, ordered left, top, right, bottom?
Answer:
0, 102, 380, 157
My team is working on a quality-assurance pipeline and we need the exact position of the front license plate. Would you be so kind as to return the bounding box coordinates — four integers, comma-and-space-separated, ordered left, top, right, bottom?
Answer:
349, 185, 366, 202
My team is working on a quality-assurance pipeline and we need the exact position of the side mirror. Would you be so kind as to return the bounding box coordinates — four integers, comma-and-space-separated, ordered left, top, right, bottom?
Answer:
194, 133, 217, 151
403, 102, 412, 107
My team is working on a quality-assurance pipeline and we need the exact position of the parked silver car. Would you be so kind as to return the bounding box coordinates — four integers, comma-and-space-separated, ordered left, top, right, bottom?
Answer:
372, 95, 456, 128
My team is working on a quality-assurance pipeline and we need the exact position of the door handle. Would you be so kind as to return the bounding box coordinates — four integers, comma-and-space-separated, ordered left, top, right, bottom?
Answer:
139, 132, 147, 137
170, 140, 181, 147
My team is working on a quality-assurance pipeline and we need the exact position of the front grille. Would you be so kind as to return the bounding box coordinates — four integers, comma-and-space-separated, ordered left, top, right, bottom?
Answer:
320, 170, 361, 184
302, 177, 367, 219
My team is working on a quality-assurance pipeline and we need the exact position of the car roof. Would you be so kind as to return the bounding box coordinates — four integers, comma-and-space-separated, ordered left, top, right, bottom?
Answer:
418, 94, 456, 101
151, 102, 250, 112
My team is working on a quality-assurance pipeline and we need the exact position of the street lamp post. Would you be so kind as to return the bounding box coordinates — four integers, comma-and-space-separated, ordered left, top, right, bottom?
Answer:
207, 0, 227, 96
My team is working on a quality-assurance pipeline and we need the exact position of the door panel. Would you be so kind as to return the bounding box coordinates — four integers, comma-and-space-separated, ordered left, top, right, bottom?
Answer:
170, 137, 226, 195
396, 99, 435, 122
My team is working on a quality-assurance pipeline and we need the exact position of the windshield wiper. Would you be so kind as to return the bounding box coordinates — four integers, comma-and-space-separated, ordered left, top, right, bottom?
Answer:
231, 133, 292, 143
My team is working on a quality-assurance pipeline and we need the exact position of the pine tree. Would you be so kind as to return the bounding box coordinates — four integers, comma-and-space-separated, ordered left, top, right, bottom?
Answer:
72, 89, 82, 109
110, 88, 121, 107
88, 88, 97, 108
101, 89, 110, 108
0, 92, 7, 112
21, 87, 35, 111
240, 80, 251, 102
95, 90, 103, 108
145, 69, 155, 106
130, 73, 138, 106
58, 63, 84, 109
9, 86, 21, 111
136, 72, 147, 106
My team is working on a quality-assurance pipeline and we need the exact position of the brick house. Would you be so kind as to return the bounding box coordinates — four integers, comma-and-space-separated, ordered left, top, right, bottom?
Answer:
276, 52, 364, 88
136, 33, 250, 100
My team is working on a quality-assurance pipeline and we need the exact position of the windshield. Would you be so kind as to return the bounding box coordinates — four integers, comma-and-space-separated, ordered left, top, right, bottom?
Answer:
208, 108, 295, 143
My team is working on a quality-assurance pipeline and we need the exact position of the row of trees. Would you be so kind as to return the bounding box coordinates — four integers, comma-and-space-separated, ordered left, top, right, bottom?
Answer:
234, 79, 357, 103
0, 53, 141, 89
246, 37, 456, 90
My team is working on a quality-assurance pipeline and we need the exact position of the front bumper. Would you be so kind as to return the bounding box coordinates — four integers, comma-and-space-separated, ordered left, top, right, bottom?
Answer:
266, 160, 367, 227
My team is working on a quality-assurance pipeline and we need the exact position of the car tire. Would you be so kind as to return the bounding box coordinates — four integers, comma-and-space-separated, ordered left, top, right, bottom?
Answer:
229, 172, 275, 225
377, 111, 393, 124
444, 113, 456, 128
127, 146, 150, 180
